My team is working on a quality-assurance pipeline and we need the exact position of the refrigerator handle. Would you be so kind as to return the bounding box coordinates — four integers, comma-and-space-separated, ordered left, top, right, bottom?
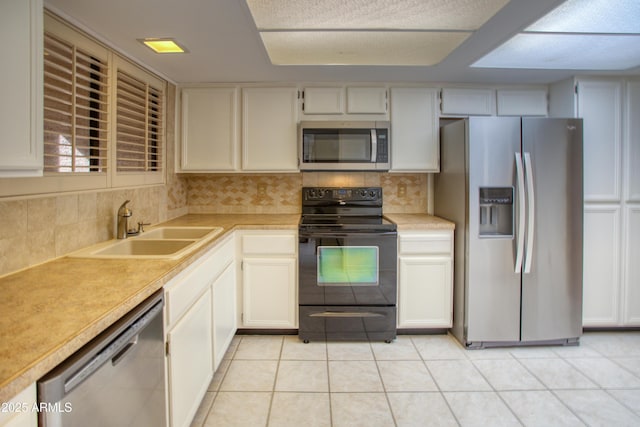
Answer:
523, 152, 535, 274
514, 152, 526, 273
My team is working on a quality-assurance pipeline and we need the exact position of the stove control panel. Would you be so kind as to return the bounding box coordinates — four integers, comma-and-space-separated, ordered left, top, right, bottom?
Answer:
303, 187, 382, 201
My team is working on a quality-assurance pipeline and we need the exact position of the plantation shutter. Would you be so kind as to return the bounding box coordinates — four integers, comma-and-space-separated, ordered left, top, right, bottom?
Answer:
43, 32, 109, 173
116, 70, 164, 173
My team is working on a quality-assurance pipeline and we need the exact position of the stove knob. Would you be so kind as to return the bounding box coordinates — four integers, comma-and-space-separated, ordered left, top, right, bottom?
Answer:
359, 189, 367, 198
370, 190, 377, 198
318, 189, 325, 197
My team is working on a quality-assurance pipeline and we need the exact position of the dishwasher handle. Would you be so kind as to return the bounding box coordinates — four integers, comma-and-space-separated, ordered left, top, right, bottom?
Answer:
63, 299, 163, 393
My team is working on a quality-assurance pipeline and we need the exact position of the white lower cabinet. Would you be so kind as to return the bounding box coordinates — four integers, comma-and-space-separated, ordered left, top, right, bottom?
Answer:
623, 206, 640, 325
164, 234, 236, 427
0, 384, 37, 427
582, 206, 621, 327
238, 231, 298, 329
397, 230, 454, 328
212, 262, 237, 371
166, 288, 213, 427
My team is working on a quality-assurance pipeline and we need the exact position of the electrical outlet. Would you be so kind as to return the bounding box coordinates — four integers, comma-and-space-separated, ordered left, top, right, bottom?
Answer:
257, 183, 267, 196
397, 183, 407, 198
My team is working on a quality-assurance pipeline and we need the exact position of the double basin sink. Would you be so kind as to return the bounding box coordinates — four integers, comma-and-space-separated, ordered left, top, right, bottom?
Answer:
70, 226, 223, 259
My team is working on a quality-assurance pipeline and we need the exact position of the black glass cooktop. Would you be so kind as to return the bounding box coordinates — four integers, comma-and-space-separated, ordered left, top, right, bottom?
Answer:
299, 215, 397, 232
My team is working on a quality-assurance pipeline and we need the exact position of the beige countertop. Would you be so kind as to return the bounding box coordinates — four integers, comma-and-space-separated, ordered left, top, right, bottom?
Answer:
0, 212, 452, 402
385, 213, 455, 230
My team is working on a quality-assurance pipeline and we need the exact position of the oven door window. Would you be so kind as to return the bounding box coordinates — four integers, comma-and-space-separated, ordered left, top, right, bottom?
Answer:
317, 246, 379, 286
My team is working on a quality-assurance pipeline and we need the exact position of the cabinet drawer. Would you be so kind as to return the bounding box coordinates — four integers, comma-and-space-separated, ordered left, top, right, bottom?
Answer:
399, 232, 453, 255
165, 236, 234, 327
242, 233, 296, 255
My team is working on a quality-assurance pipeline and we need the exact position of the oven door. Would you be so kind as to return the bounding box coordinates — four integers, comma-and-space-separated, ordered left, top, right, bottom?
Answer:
298, 230, 397, 306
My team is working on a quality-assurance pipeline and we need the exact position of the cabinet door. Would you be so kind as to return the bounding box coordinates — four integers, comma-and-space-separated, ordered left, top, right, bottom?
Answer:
242, 257, 297, 328
441, 88, 495, 116
577, 79, 623, 202
623, 206, 640, 325
303, 87, 343, 114
242, 87, 298, 171
390, 87, 439, 172
497, 89, 548, 116
181, 87, 239, 171
167, 289, 213, 427
212, 263, 237, 371
582, 206, 622, 327
625, 80, 640, 202
346, 87, 387, 114
0, 0, 42, 177
398, 256, 452, 328
0, 384, 37, 427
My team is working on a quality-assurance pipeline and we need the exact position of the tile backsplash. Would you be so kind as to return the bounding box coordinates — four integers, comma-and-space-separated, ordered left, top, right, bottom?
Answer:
186, 172, 430, 214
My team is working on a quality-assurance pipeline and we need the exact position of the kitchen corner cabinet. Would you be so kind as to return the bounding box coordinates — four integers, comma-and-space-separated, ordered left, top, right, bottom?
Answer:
301, 86, 387, 115
390, 87, 439, 172
180, 87, 239, 171
0, 0, 43, 177
0, 384, 37, 427
164, 234, 236, 427
397, 231, 454, 328
441, 88, 495, 116
238, 231, 298, 329
242, 87, 298, 171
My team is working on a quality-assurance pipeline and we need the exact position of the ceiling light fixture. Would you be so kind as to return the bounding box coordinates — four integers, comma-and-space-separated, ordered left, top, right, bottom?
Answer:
139, 38, 188, 54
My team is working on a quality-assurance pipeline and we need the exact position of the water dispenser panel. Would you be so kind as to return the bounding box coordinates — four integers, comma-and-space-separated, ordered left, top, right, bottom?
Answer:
479, 187, 514, 238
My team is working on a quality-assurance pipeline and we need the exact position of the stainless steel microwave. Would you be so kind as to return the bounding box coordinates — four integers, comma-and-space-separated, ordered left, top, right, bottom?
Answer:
299, 121, 390, 171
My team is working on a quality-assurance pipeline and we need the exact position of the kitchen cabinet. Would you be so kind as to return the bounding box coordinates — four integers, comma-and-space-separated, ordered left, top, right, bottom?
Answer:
301, 86, 388, 116
497, 89, 548, 116
550, 76, 639, 327
389, 87, 439, 172
242, 87, 298, 171
164, 233, 236, 427
397, 231, 453, 329
0, 384, 37, 427
0, 0, 43, 177
212, 262, 236, 371
180, 87, 239, 171
238, 231, 297, 329
441, 88, 495, 116
624, 206, 640, 325
582, 206, 622, 327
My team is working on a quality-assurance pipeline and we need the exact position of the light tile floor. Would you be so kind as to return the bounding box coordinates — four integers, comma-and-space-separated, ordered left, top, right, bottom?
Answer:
191, 332, 640, 427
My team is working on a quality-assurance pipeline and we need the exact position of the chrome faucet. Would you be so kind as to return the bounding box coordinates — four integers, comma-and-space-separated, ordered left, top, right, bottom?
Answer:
117, 200, 132, 239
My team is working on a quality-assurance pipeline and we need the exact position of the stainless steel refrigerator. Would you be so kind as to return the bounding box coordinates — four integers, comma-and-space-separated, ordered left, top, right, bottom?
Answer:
435, 117, 583, 348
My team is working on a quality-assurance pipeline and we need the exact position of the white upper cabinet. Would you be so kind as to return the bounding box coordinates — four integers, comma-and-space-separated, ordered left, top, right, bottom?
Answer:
346, 87, 388, 114
0, 0, 43, 177
242, 87, 299, 171
497, 89, 548, 116
180, 87, 239, 171
441, 88, 495, 116
577, 79, 623, 202
301, 86, 388, 117
390, 87, 439, 172
625, 80, 640, 202
302, 87, 344, 114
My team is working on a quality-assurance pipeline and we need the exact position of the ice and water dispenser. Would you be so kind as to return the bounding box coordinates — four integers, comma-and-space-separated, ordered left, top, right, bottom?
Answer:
479, 187, 513, 237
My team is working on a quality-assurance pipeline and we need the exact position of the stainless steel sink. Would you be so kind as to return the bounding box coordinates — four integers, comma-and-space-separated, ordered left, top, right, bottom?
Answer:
69, 226, 223, 259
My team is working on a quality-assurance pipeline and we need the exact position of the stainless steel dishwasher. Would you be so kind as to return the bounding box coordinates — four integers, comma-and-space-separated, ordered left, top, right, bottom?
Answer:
38, 290, 166, 427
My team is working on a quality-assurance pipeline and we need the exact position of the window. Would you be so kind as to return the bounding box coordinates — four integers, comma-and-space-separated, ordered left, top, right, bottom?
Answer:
116, 70, 164, 173
43, 32, 108, 173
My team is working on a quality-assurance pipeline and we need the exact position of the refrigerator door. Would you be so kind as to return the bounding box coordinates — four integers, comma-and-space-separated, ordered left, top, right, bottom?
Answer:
466, 117, 523, 344
521, 118, 583, 342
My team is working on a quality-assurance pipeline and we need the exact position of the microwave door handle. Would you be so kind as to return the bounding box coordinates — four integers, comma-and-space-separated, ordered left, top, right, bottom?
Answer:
370, 129, 378, 161
371, 129, 377, 162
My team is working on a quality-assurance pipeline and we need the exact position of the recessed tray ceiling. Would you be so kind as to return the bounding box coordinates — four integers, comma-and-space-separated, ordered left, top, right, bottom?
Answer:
245, 0, 510, 66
